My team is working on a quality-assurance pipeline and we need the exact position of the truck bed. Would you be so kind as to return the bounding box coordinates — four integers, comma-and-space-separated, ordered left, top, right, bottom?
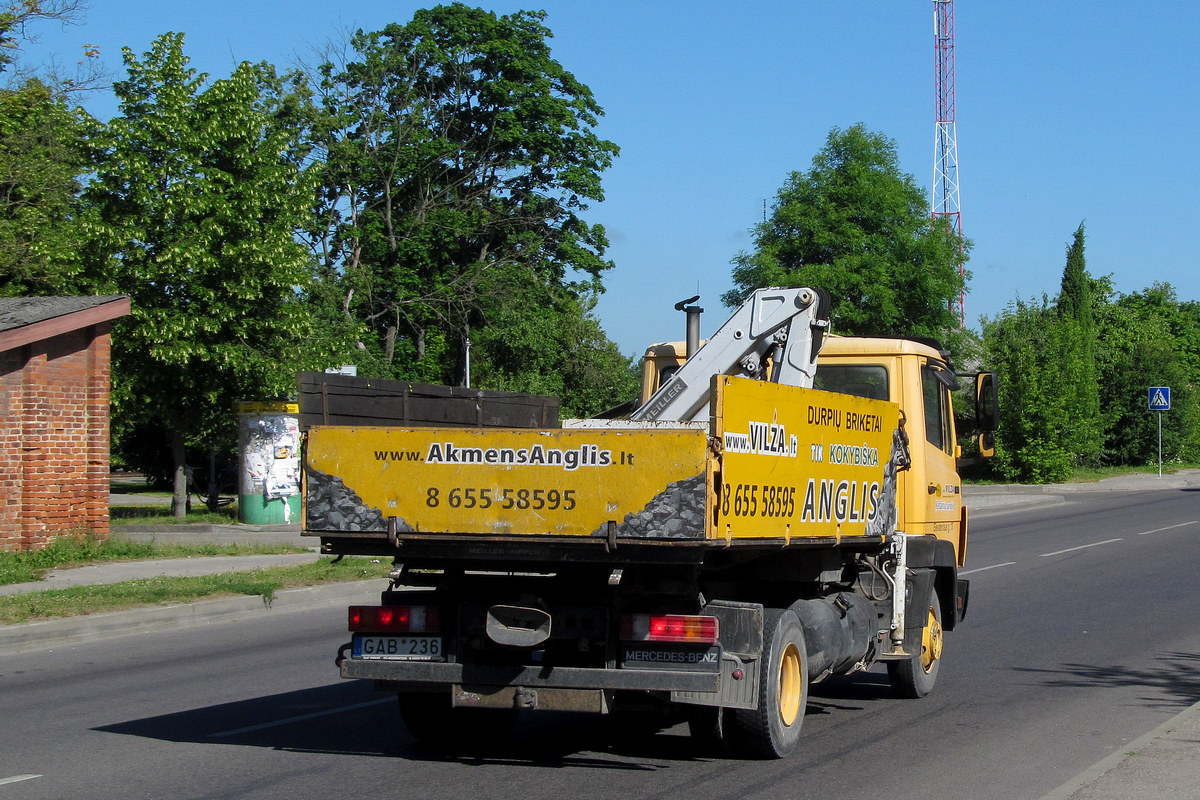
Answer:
304, 376, 903, 557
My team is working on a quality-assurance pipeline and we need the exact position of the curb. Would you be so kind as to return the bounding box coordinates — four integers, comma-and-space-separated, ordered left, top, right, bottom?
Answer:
966, 494, 1066, 516
111, 527, 309, 547
0, 580, 385, 655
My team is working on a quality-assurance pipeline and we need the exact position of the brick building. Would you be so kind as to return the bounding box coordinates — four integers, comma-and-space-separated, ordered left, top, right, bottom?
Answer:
0, 296, 130, 551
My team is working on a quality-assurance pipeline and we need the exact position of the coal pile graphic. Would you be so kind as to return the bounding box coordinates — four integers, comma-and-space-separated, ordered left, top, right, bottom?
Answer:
305, 468, 399, 532
592, 474, 706, 540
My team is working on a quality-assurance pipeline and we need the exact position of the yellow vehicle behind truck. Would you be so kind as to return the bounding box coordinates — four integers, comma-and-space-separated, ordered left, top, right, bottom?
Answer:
304, 287, 998, 758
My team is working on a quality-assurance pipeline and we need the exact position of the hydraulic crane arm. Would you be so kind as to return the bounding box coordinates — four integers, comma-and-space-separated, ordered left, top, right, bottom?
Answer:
630, 286, 831, 423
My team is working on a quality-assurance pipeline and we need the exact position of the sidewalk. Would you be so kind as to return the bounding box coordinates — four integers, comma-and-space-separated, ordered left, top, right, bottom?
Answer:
965, 467, 1200, 513
1039, 698, 1200, 800
0, 521, 386, 654
5, 471, 1200, 797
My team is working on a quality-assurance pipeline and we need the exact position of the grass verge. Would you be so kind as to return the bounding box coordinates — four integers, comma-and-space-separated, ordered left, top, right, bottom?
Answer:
0, 557, 392, 625
111, 505, 240, 526
0, 534, 309, 586
1065, 463, 1199, 482
963, 463, 1199, 486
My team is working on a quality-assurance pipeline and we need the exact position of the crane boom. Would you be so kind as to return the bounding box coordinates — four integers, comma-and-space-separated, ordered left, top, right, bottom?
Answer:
630, 286, 830, 422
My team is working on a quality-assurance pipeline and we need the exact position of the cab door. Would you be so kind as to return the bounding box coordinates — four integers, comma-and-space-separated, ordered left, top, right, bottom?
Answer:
909, 359, 962, 549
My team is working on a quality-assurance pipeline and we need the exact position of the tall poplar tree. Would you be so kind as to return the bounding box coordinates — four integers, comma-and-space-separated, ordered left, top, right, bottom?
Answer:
1055, 223, 1102, 465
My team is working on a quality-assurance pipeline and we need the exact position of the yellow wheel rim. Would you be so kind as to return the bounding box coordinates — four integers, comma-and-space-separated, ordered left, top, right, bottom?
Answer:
778, 642, 803, 727
920, 605, 943, 674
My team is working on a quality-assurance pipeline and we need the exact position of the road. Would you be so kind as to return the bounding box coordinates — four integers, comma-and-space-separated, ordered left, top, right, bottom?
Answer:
1, 488, 1198, 800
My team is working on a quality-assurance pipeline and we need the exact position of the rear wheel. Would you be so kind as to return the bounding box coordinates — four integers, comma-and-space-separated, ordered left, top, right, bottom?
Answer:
397, 691, 518, 752
727, 608, 808, 759
887, 586, 943, 698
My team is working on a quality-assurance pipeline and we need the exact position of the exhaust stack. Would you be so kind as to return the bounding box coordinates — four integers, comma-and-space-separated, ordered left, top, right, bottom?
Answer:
675, 295, 703, 359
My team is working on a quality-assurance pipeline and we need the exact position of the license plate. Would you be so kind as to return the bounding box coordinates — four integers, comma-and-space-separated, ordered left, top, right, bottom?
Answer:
352, 635, 444, 661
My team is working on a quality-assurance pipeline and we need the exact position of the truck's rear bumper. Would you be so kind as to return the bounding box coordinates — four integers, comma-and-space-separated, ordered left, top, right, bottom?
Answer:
341, 659, 720, 693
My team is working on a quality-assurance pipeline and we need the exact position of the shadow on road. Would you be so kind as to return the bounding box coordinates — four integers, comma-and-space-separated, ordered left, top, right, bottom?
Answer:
1012, 651, 1200, 709
94, 680, 708, 767
94, 673, 893, 767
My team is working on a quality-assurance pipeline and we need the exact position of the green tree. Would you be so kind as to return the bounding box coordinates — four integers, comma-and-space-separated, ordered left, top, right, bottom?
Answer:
1054, 223, 1102, 465
84, 33, 322, 516
0, 0, 103, 296
985, 275, 1200, 481
308, 3, 619, 384
1095, 283, 1200, 465
0, 77, 97, 295
726, 124, 968, 350
470, 273, 639, 417
982, 298, 1075, 483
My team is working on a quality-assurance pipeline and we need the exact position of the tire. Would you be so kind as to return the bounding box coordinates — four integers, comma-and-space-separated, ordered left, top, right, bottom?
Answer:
397, 691, 518, 752
887, 586, 944, 699
727, 608, 808, 759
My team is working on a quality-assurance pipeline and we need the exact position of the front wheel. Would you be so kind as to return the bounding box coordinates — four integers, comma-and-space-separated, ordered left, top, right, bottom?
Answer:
727, 608, 808, 759
887, 586, 943, 699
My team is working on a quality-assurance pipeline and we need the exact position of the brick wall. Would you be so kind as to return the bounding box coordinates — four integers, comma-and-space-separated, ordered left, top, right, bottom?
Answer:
0, 323, 113, 551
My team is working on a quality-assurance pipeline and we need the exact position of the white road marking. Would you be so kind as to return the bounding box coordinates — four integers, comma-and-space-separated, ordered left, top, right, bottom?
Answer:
0, 775, 42, 786
209, 697, 393, 739
1039, 538, 1123, 558
1137, 520, 1199, 536
957, 521, 1195, 579
959, 562, 1017, 576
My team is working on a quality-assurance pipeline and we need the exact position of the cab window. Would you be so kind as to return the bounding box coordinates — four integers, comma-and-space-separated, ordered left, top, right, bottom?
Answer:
814, 365, 890, 401
921, 365, 954, 454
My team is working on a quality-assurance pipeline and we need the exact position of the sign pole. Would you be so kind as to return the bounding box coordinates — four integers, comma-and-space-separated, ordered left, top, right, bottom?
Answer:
1149, 387, 1171, 478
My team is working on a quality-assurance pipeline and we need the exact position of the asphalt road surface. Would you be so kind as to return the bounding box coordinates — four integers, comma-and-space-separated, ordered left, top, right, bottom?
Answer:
2, 487, 1198, 800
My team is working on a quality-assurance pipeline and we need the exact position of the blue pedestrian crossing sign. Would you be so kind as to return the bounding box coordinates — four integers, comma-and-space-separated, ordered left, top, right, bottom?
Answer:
1148, 387, 1171, 411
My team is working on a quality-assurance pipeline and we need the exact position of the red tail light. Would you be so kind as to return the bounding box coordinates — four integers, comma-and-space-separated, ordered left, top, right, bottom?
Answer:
620, 614, 718, 643
349, 605, 440, 633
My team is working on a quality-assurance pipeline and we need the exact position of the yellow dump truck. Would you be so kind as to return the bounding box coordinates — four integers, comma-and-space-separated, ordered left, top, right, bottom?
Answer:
304, 287, 998, 758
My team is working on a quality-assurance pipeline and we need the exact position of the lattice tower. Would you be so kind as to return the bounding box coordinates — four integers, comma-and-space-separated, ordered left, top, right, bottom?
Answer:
933, 0, 964, 324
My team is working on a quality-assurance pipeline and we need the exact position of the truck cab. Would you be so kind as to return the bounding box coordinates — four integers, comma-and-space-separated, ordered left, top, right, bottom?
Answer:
640, 334, 996, 567
814, 336, 966, 564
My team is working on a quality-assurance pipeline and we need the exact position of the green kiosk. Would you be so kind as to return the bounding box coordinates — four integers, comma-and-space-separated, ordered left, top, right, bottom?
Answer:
236, 401, 301, 524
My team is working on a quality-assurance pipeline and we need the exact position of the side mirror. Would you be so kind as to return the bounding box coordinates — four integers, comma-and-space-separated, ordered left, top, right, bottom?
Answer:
974, 372, 999, 432
976, 431, 996, 459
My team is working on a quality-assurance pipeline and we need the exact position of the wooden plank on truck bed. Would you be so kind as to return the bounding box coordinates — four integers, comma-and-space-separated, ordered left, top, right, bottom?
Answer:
296, 372, 560, 430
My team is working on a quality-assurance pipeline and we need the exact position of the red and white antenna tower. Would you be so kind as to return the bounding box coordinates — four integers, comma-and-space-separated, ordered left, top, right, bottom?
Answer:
933, 0, 964, 324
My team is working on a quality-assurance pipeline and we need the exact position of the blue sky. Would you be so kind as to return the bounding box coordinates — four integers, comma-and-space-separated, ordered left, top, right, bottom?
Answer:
17, 1, 1200, 357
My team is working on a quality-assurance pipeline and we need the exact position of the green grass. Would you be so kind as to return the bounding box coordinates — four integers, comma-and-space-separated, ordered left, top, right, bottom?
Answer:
110, 505, 240, 526
0, 533, 309, 586
109, 480, 171, 496
963, 462, 1199, 486
0, 557, 393, 625
1064, 463, 1198, 483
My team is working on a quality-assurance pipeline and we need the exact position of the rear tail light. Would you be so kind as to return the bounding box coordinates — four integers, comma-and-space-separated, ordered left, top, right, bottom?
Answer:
620, 614, 718, 643
349, 605, 441, 633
